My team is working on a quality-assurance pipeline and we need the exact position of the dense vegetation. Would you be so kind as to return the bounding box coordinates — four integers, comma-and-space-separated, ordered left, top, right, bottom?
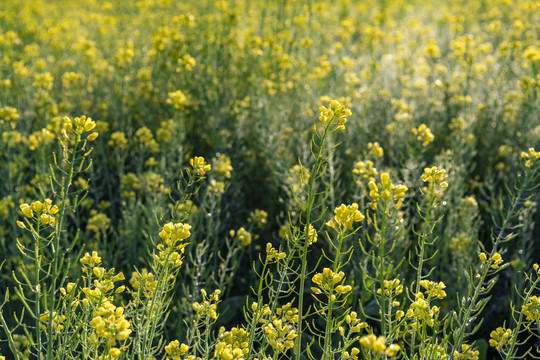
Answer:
0, 0, 539, 359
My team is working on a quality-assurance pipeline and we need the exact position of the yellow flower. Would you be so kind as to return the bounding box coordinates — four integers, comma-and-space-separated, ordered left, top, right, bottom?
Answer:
368, 142, 384, 157
190, 156, 211, 176
522, 295, 540, 321
359, 334, 387, 354
166, 90, 189, 110
412, 124, 434, 146
454, 344, 479, 360
521, 147, 540, 167
19, 203, 34, 218
491, 253, 503, 269
479, 252, 487, 263
319, 99, 352, 130
312, 268, 345, 293
212, 155, 233, 178
235, 227, 252, 246
248, 209, 268, 228
165, 340, 189, 359
420, 280, 447, 299
489, 327, 512, 349
0, 106, 20, 122
327, 203, 364, 230
305, 224, 317, 245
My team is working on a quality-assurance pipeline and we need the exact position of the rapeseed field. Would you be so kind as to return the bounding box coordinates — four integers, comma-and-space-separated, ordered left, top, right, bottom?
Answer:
0, 0, 539, 359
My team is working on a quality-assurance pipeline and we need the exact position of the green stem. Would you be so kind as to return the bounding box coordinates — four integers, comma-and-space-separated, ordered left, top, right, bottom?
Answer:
379, 201, 389, 336
295, 123, 332, 360
35, 223, 42, 360
322, 230, 345, 359
504, 275, 540, 360
415, 183, 435, 294
246, 261, 269, 359
450, 170, 530, 359
410, 184, 435, 357
46, 137, 79, 360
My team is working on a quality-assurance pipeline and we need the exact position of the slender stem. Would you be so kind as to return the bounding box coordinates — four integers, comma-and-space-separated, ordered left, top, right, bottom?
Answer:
411, 183, 434, 357
450, 170, 529, 359
34, 224, 42, 360
46, 138, 79, 360
415, 183, 435, 294
246, 261, 269, 359
378, 201, 388, 336
504, 275, 540, 360
295, 123, 331, 360
322, 230, 345, 359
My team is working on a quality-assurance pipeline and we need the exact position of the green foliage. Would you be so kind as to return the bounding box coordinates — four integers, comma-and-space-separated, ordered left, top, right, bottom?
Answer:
1, 0, 540, 359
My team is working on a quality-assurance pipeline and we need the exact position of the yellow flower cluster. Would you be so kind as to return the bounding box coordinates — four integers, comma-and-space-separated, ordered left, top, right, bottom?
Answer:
231, 227, 252, 246
367, 173, 408, 210
18, 198, 59, 226
266, 242, 286, 261
412, 124, 434, 146
344, 311, 368, 334
319, 100, 352, 130
453, 344, 479, 360
405, 292, 439, 327
479, 252, 504, 270
521, 147, 540, 167
155, 222, 191, 267
190, 156, 211, 176
59, 282, 76, 297
421, 166, 448, 186
359, 334, 400, 357
377, 278, 403, 297
311, 268, 351, 296
0, 196, 14, 218
305, 224, 318, 245
135, 127, 159, 153
108, 132, 128, 150
367, 142, 384, 158
450, 233, 470, 252
158, 222, 191, 245
209, 179, 225, 194
521, 295, 540, 321
489, 327, 512, 349
80, 251, 102, 268
165, 340, 189, 360
192, 289, 221, 321
177, 54, 197, 72
0, 106, 19, 123
62, 115, 98, 141
166, 90, 189, 110
130, 269, 158, 298
89, 301, 132, 352
87, 210, 111, 239
419, 280, 447, 299
81, 269, 126, 308
353, 160, 378, 182
326, 203, 364, 230
342, 347, 361, 360
261, 302, 298, 353
172, 199, 197, 220
248, 209, 268, 228
214, 326, 249, 360
421, 166, 449, 197
212, 154, 233, 179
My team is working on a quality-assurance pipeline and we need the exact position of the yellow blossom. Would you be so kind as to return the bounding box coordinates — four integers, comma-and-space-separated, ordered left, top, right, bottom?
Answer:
319, 100, 352, 130
412, 124, 434, 146
190, 156, 211, 176
326, 203, 364, 229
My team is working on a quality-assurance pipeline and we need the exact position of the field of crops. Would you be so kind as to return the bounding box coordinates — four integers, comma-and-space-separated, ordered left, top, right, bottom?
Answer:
0, 0, 539, 359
